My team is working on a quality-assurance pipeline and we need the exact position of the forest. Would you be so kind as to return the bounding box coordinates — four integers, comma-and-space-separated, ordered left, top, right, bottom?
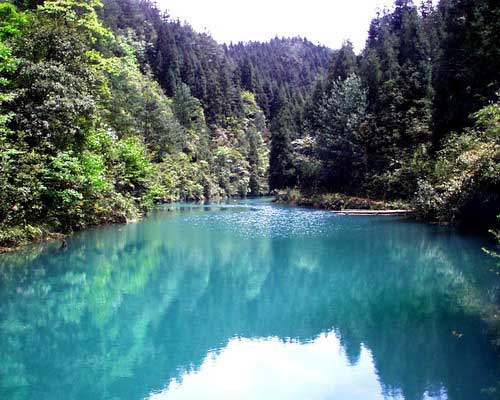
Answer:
0, 0, 499, 247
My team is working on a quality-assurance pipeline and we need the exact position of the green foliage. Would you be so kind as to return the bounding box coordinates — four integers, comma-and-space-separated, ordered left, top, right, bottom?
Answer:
114, 137, 157, 199
208, 92, 269, 197
0, 223, 44, 247
293, 0, 499, 224
0, 3, 25, 133
326, 41, 358, 85
0, 3, 26, 39
43, 151, 105, 228
276, 188, 409, 211
315, 74, 367, 192
37, 0, 111, 42
0, 1, 157, 244
299, 1, 435, 201
0, 0, 274, 246
433, 0, 500, 145
0, 136, 46, 226
159, 153, 212, 201
101, 34, 186, 160
415, 99, 500, 225
212, 146, 250, 197
1, 0, 499, 245
229, 37, 332, 126
359, 1, 433, 200
291, 135, 321, 190
269, 106, 296, 190
172, 83, 206, 131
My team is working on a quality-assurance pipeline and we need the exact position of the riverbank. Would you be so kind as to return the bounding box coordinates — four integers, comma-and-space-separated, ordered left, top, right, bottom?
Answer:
275, 189, 412, 213
0, 214, 142, 254
0, 196, 253, 253
0, 230, 67, 254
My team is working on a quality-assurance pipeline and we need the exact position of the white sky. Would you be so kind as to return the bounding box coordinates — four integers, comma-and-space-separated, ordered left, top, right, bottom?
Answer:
155, 0, 399, 52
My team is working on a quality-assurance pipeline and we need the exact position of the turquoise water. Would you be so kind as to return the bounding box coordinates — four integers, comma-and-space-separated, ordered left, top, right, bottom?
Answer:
0, 198, 499, 400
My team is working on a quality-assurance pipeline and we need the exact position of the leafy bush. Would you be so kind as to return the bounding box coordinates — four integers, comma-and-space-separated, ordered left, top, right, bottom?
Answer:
0, 224, 44, 248
276, 189, 408, 210
159, 153, 212, 201
415, 100, 500, 226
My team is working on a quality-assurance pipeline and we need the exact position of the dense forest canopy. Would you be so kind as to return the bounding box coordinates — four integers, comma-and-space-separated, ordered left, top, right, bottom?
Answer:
0, 0, 499, 246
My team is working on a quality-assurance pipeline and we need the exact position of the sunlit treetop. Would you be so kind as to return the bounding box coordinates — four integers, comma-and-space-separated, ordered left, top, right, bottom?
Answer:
0, 3, 27, 41
37, 0, 112, 41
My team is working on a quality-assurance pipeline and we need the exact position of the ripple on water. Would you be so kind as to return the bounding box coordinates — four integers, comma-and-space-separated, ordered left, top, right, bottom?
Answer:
173, 203, 340, 239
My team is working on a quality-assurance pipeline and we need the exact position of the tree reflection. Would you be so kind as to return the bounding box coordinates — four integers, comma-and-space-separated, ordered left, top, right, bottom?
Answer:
0, 203, 498, 399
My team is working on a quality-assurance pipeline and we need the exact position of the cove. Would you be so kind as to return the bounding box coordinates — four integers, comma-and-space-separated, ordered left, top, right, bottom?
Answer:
0, 198, 498, 400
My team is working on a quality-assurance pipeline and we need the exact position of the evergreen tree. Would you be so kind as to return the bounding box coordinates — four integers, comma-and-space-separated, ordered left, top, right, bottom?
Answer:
433, 0, 500, 147
316, 75, 367, 191
269, 106, 296, 190
326, 40, 358, 86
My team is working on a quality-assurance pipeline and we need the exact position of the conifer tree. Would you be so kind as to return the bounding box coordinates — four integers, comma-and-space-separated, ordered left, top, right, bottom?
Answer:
269, 105, 296, 190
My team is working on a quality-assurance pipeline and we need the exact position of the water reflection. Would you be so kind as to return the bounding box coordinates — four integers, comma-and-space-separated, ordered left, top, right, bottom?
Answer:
151, 334, 384, 400
0, 199, 498, 400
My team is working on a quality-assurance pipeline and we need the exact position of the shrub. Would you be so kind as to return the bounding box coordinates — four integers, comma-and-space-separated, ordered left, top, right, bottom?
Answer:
414, 101, 500, 227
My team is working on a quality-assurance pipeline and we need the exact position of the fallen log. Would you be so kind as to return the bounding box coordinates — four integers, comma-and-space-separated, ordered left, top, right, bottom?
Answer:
333, 209, 416, 216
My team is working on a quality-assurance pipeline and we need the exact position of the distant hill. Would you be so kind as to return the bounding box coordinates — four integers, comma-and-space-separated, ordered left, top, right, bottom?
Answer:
99, 0, 333, 128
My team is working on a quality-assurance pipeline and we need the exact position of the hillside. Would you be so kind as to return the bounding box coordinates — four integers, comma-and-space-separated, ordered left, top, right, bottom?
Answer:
0, 0, 499, 248
98, 0, 332, 128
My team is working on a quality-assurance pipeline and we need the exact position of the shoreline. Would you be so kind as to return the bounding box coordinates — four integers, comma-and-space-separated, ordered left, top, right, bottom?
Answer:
274, 189, 414, 214
0, 196, 271, 254
0, 232, 67, 255
0, 216, 143, 255
332, 209, 416, 216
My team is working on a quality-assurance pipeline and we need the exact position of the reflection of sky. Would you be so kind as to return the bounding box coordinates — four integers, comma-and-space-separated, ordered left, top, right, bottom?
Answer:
149, 332, 446, 400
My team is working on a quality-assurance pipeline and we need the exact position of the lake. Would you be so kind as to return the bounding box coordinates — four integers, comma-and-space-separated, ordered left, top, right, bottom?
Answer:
0, 198, 498, 400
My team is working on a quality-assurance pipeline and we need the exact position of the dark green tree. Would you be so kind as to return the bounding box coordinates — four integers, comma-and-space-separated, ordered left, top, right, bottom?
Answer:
269, 105, 296, 190
326, 40, 358, 85
316, 74, 367, 191
433, 0, 500, 147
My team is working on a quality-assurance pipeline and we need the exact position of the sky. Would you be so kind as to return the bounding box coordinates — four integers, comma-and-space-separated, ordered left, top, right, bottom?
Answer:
155, 0, 399, 52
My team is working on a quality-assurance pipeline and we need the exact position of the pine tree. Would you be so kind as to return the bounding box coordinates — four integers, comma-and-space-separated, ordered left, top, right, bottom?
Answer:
326, 41, 358, 88
269, 105, 296, 190
433, 0, 500, 147
316, 75, 367, 191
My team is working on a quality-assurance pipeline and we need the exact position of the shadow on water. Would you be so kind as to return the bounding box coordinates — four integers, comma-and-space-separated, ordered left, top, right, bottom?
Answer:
0, 199, 498, 399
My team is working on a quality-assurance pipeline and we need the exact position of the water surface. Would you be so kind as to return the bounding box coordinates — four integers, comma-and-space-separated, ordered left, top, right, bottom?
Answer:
0, 199, 499, 399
